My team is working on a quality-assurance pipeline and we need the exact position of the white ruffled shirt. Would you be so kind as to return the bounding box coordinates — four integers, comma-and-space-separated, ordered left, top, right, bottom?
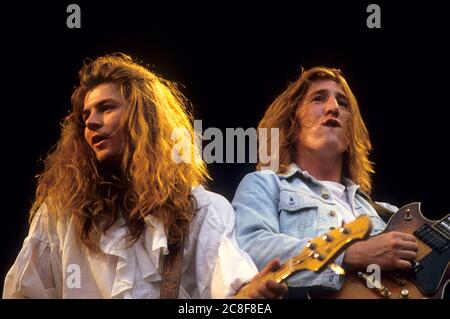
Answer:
3, 186, 258, 299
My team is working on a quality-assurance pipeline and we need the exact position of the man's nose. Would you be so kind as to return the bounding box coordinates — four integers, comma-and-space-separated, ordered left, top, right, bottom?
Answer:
85, 112, 102, 130
324, 98, 340, 117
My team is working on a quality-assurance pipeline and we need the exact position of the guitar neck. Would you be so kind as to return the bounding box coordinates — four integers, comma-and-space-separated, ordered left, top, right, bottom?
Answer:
261, 250, 311, 283
234, 216, 371, 298
433, 214, 450, 238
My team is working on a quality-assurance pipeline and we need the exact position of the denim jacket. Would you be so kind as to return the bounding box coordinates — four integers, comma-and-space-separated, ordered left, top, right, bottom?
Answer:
232, 163, 397, 291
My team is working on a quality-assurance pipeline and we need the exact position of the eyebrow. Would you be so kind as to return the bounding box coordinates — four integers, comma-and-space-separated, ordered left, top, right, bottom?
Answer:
308, 89, 349, 102
81, 98, 120, 118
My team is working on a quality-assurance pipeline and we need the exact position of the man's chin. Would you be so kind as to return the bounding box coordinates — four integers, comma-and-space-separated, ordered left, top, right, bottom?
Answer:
96, 153, 121, 168
319, 140, 348, 155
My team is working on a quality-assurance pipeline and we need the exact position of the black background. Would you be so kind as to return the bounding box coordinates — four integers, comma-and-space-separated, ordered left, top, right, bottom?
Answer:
1, 1, 449, 298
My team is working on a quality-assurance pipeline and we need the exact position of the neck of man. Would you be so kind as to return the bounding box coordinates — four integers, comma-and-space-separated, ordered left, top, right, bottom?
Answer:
295, 147, 344, 184
97, 161, 123, 179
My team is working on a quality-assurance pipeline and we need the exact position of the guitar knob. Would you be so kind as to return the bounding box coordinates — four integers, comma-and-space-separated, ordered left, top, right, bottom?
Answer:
322, 234, 333, 242
400, 289, 410, 298
381, 288, 392, 298
404, 209, 413, 221
339, 227, 350, 234
306, 242, 317, 250
313, 252, 325, 260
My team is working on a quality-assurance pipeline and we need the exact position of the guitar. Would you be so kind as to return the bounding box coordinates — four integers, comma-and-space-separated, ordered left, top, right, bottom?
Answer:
235, 214, 372, 298
330, 202, 450, 299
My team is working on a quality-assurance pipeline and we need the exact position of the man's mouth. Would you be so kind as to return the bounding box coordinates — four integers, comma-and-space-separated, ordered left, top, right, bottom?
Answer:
91, 134, 108, 146
322, 118, 341, 128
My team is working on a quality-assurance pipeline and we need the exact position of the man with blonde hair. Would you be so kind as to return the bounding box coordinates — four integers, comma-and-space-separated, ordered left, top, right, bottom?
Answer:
3, 53, 287, 299
233, 67, 418, 298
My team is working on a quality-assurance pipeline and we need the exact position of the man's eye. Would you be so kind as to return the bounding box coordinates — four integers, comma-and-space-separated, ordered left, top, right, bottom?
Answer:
101, 105, 114, 113
338, 99, 349, 108
312, 95, 326, 102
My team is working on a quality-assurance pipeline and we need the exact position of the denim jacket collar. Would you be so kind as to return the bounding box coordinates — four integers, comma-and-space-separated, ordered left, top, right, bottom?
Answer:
277, 163, 360, 188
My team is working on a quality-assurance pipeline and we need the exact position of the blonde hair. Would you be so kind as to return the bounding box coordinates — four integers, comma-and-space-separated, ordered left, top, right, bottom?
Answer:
31, 53, 208, 251
257, 66, 374, 193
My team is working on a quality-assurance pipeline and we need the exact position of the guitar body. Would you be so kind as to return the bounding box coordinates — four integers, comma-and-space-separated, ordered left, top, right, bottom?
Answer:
331, 202, 450, 299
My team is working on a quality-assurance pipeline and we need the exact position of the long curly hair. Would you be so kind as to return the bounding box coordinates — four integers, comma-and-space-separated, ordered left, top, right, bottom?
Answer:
31, 53, 208, 251
257, 66, 374, 194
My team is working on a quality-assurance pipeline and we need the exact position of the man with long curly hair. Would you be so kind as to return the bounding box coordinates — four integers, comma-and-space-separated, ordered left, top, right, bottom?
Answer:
3, 53, 287, 299
232, 67, 418, 298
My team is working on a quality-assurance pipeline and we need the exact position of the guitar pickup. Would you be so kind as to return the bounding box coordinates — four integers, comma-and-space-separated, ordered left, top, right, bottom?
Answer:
414, 224, 449, 253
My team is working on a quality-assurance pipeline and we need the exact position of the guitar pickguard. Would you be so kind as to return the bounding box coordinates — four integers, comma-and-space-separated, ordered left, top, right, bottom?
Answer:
413, 241, 450, 293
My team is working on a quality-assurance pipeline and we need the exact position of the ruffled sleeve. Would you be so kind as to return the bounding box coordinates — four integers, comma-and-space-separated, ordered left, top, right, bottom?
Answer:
3, 208, 61, 299
192, 188, 258, 298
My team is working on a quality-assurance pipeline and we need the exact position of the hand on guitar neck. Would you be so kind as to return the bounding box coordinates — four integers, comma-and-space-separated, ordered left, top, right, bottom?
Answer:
233, 259, 289, 299
343, 231, 419, 271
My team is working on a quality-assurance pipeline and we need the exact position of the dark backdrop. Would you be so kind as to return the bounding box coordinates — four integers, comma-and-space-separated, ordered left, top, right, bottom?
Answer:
1, 1, 449, 296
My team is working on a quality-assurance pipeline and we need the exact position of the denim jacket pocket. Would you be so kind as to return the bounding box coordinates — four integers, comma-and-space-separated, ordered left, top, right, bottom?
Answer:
278, 190, 318, 237
354, 206, 387, 235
